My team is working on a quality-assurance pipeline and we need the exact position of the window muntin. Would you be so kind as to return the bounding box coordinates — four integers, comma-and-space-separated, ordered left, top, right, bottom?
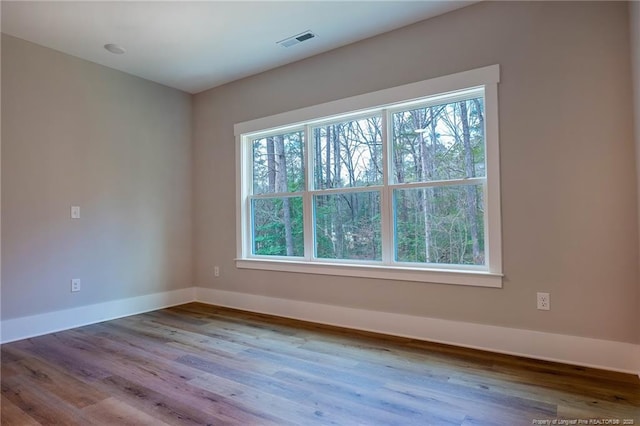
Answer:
236, 65, 501, 286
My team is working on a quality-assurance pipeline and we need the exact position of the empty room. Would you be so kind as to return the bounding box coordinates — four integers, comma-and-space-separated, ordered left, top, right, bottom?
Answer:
1, 1, 639, 425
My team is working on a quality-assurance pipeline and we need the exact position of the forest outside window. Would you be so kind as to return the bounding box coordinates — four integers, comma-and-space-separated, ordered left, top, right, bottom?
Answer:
236, 65, 502, 287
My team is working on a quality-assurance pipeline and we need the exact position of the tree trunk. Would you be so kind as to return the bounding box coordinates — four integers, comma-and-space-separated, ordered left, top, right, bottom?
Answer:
423, 107, 440, 262
460, 101, 480, 263
266, 137, 276, 192
274, 135, 294, 256
472, 98, 484, 134
325, 126, 332, 188
333, 125, 341, 188
332, 127, 344, 258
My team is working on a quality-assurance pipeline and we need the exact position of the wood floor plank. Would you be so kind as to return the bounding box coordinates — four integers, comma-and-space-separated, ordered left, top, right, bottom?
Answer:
0, 346, 24, 364
60, 327, 202, 383
117, 315, 249, 358
272, 365, 468, 425
2, 374, 95, 425
0, 394, 40, 426
2, 301, 638, 426
187, 372, 334, 426
7, 356, 109, 408
97, 374, 229, 426
11, 335, 112, 382
448, 368, 640, 417
176, 353, 309, 401
81, 397, 174, 426
97, 373, 288, 426
384, 379, 556, 426
557, 403, 640, 422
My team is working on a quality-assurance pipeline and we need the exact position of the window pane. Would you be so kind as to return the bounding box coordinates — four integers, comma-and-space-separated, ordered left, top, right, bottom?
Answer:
314, 191, 381, 261
252, 131, 304, 195
312, 116, 383, 190
391, 98, 485, 184
394, 184, 484, 265
251, 197, 303, 257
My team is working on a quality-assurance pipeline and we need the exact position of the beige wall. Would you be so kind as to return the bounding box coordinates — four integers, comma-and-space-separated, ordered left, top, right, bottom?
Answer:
193, 1, 639, 343
1, 35, 193, 319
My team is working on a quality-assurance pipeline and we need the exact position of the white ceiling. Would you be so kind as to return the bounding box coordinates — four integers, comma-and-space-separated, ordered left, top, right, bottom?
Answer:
1, 1, 475, 94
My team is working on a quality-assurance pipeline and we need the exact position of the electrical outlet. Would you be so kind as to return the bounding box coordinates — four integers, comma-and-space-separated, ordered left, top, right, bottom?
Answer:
537, 292, 550, 310
214, 266, 220, 277
71, 206, 81, 219
71, 278, 81, 292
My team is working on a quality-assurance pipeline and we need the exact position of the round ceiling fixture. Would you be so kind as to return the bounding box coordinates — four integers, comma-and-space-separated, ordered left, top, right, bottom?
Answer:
104, 44, 126, 54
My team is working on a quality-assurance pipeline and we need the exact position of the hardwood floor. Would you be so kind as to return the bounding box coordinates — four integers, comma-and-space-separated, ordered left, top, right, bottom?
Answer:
2, 302, 639, 425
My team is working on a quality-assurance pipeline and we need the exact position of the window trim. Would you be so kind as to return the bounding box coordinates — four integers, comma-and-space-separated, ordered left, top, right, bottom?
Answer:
235, 65, 502, 287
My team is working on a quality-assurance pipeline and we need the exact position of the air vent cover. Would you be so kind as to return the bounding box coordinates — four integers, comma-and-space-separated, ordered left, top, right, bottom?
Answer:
277, 30, 317, 48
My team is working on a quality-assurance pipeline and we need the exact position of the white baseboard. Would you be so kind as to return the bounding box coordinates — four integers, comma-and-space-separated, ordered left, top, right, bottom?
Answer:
196, 287, 640, 376
0, 287, 196, 344
2, 286, 637, 376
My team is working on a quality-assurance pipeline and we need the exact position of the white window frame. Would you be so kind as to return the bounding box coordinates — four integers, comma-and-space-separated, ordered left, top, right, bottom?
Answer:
235, 65, 502, 288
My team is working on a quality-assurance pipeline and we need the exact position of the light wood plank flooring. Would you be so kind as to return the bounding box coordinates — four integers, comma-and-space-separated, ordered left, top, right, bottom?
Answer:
2, 302, 639, 425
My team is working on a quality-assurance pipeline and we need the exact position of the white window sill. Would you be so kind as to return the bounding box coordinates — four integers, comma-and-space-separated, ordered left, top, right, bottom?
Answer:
235, 258, 503, 288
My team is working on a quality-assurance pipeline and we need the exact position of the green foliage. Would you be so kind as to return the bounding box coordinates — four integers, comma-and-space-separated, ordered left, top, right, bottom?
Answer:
315, 192, 381, 260
252, 197, 304, 257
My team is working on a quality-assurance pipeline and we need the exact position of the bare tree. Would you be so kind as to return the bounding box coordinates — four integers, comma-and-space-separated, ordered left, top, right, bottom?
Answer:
266, 138, 276, 192
459, 101, 481, 264
273, 135, 294, 256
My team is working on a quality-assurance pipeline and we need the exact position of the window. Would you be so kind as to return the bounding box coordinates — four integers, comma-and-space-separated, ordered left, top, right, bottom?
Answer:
235, 65, 502, 287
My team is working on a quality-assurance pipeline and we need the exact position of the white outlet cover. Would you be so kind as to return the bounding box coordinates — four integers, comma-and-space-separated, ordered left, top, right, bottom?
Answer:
537, 292, 550, 310
71, 278, 81, 292
71, 206, 80, 219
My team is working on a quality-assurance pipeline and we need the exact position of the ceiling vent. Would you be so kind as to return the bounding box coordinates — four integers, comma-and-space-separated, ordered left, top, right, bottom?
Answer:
277, 30, 317, 48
